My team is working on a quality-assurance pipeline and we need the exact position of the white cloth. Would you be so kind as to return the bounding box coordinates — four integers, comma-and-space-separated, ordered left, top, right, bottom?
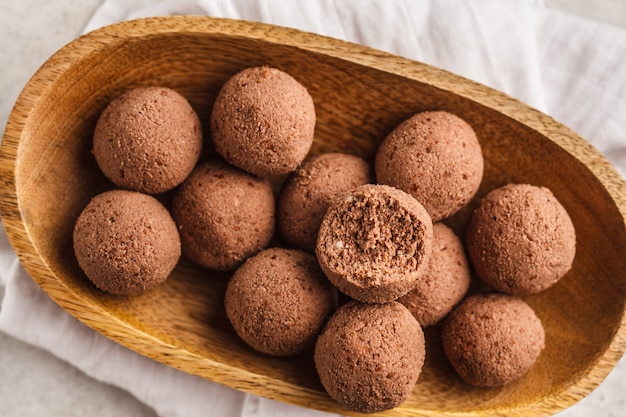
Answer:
2, 1, 626, 416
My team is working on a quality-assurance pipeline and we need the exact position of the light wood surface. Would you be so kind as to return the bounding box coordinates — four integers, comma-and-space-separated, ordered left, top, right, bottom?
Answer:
1, 16, 625, 416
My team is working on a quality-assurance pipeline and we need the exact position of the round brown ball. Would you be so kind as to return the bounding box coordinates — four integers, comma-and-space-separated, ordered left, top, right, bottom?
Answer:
314, 301, 425, 413
210, 66, 316, 176
374, 110, 483, 221
465, 183, 576, 295
398, 222, 471, 326
73, 189, 181, 295
441, 293, 545, 387
316, 184, 433, 303
278, 152, 372, 252
93, 86, 202, 194
171, 160, 275, 271
225, 248, 337, 356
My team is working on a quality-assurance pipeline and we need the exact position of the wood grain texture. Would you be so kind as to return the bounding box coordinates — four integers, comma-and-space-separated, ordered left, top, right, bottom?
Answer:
1, 16, 625, 416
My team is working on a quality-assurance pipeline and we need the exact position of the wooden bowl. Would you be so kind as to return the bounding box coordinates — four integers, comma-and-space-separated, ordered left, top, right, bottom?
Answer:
1, 16, 625, 417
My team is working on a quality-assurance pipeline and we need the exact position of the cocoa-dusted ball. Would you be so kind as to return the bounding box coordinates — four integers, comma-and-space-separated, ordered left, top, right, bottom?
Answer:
93, 86, 202, 194
278, 152, 372, 252
314, 301, 425, 413
441, 293, 545, 387
73, 190, 181, 295
225, 248, 337, 356
465, 183, 576, 295
171, 160, 275, 271
316, 184, 433, 303
398, 222, 471, 326
210, 66, 315, 176
375, 111, 483, 221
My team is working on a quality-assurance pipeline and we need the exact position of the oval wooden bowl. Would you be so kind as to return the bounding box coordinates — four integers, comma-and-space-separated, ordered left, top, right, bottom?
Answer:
1, 16, 626, 416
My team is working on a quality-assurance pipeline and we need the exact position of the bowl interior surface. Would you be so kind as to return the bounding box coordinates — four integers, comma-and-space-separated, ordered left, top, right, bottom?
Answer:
1, 17, 626, 417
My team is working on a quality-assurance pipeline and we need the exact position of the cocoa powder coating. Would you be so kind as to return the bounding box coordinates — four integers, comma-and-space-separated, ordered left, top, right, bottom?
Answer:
93, 86, 202, 194
225, 248, 337, 356
73, 189, 181, 295
374, 111, 483, 221
441, 293, 545, 387
314, 301, 425, 414
171, 160, 275, 271
465, 183, 576, 295
316, 184, 433, 303
278, 152, 372, 252
210, 66, 316, 176
398, 222, 471, 326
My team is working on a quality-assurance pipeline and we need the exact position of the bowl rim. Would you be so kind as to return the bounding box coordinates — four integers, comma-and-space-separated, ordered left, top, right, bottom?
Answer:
1, 15, 626, 416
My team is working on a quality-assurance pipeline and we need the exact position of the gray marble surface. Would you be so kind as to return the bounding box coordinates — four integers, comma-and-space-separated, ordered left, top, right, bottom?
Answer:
1, 1, 625, 416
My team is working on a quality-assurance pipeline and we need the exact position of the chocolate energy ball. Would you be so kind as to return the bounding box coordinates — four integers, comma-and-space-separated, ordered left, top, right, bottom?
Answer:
441, 293, 545, 387
465, 183, 576, 296
171, 160, 275, 271
374, 110, 483, 221
398, 222, 471, 327
225, 248, 337, 356
314, 301, 425, 414
73, 190, 181, 295
316, 184, 433, 303
278, 152, 372, 252
210, 66, 316, 176
93, 86, 202, 194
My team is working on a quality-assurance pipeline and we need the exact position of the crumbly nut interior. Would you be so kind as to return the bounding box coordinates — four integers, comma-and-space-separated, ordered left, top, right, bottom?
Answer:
320, 189, 428, 286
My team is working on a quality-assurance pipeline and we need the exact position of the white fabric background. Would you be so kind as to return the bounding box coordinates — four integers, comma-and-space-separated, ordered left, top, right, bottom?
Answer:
1, 1, 625, 416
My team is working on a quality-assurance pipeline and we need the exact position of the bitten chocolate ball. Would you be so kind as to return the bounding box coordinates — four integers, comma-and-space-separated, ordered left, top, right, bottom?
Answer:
441, 293, 545, 387
93, 86, 202, 194
73, 190, 181, 295
171, 161, 275, 271
314, 301, 425, 413
210, 66, 316, 176
374, 111, 483, 221
278, 152, 372, 252
465, 183, 576, 295
398, 223, 471, 326
316, 184, 433, 303
225, 248, 337, 356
